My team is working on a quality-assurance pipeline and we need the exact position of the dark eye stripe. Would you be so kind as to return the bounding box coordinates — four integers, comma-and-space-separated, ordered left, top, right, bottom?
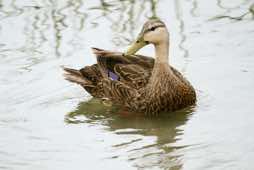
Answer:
150, 27, 156, 31
145, 25, 165, 33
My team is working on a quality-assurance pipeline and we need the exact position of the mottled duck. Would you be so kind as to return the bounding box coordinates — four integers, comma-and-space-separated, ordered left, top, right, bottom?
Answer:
63, 19, 196, 115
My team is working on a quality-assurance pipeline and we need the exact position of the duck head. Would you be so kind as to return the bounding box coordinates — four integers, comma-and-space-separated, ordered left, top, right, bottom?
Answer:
125, 19, 169, 55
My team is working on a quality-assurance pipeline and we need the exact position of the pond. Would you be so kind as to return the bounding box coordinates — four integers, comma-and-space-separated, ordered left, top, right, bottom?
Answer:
0, 0, 254, 169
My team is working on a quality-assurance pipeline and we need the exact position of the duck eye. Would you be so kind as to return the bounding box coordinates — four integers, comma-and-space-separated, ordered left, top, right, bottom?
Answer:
150, 27, 156, 31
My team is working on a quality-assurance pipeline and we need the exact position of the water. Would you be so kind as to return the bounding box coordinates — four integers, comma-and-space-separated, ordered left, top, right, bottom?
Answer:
0, 0, 254, 169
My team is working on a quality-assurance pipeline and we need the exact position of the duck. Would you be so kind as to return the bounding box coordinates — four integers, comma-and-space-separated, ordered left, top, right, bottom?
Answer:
63, 19, 196, 116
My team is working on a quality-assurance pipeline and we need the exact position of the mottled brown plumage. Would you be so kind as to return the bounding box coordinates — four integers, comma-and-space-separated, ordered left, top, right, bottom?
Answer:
63, 19, 196, 115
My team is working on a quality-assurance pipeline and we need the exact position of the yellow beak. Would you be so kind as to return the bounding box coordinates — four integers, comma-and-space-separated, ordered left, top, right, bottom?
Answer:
124, 36, 149, 56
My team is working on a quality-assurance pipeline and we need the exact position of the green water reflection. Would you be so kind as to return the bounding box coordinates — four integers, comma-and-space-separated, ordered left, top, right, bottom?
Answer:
0, 0, 160, 64
66, 98, 195, 169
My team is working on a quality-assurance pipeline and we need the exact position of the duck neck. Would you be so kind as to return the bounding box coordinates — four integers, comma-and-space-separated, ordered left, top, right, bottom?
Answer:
150, 41, 171, 84
154, 41, 169, 65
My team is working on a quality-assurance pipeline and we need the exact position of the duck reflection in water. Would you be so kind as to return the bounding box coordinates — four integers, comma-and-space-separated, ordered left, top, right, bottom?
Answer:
65, 98, 195, 169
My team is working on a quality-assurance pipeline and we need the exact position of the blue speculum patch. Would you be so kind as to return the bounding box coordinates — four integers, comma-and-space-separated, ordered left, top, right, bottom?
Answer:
108, 71, 119, 80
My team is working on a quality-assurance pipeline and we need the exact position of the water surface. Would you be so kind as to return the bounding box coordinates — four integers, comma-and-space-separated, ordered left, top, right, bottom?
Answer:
1, 0, 254, 169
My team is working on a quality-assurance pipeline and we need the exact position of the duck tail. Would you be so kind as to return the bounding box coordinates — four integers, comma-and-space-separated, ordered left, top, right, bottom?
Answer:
62, 67, 94, 87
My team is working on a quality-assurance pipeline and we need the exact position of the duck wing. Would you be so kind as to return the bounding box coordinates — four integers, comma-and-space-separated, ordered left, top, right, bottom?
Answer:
113, 64, 151, 89
63, 48, 154, 99
92, 48, 154, 89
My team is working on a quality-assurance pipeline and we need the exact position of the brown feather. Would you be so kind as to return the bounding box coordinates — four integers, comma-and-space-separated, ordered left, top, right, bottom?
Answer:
63, 48, 196, 115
